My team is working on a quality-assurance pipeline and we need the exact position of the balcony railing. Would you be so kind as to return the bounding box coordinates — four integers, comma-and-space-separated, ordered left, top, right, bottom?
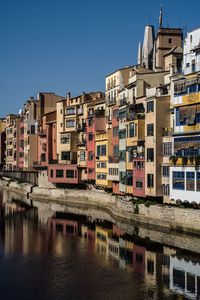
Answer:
108, 157, 119, 163
49, 159, 58, 164
162, 127, 173, 136
38, 129, 47, 136
106, 97, 116, 106
76, 139, 86, 146
77, 123, 86, 131
95, 110, 105, 117
169, 155, 200, 167
77, 108, 83, 115
119, 98, 129, 107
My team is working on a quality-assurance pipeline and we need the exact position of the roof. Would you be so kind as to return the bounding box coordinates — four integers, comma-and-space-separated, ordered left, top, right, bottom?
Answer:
105, 65, 135, 78
163, 46, 183, 57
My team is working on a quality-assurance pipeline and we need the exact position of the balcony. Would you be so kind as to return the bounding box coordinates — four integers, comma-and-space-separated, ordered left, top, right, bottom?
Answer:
49, 159, 58, 164
77, 123, 86, 132
107, 97, 116, 107
95, 110, 105, 117
77, 108, 83, 115
162, 127, 173, 136
95, 132, 108, 141
119, 98, 129, 107
38, 129, 47, 136
108, 157, 119, 163
169, 155, 200, 167
76, 139, 86, 146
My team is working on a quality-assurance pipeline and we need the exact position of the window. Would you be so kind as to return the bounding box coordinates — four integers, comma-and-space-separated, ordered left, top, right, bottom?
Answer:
60, 135, 70, 144
147, 148, 154, 162
147, 259, 154, 274
109, 168, 118, 176
113, 109, 119, 118
65, 107, 75, 115
120, 172, 126, 184
56, 170, 64, 178
50, 169, 54, 178
147, 124, 154, 136
66, 120, 75, 128
113, 126, 119, 137
136, 179, 143, 189
66, 170, 75, 178
88, 151, 93, 161
186, 172, 195, 191
137, 161, 144, 170
97, 145, 106, 156
168, 38, 172, 44
61, 151, 70, 161
147, 174, 154, 188
88, 168, 94, 174
97, 162, 106, 168
189, 84, 196, 93
31, 125, 35, 134
196, 172, 200, 191
129, 123, 136, 137
88, 119, 93, 127
113, 145, 119, 157
88, 132, 93, 140
119, 129, 126, 139
147, 101, 154, 113
163, 184, 170, 195
80, 151, 85, 161
97, 173, 107, 180
163, 143, 172, 156
60, 123, 63, 127
126, 171, 133, 186
119, 150, 126, 161
162, 166, 169, 177
172, 171, 185, 190
41, 153, 46, 162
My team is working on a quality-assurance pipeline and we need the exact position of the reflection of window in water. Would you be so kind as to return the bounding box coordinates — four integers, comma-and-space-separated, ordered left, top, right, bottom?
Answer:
173, 269, 185, 290
147, 259, 154, 274
163, 254, 170, 266
96, 232, 106, 242
136, 253, 143, 264
187, 273, 195, 294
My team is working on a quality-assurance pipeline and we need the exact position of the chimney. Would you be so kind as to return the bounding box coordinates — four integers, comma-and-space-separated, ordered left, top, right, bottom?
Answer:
66, 92, 71, 100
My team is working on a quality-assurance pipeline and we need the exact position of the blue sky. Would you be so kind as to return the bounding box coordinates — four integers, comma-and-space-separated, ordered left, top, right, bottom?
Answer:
0, 0, 200, 116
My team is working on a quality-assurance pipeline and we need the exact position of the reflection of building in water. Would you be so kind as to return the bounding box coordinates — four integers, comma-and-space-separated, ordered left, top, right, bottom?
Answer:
95, 225, 112, 257
81, 224, 95, 241
162, 247, 176, 298
108, 236, 119, 260
118, 237, 133, 269
170, 254, 200, 299
48, 218, 79, 236
4, 202, 25, 217
133, 244, 146, 276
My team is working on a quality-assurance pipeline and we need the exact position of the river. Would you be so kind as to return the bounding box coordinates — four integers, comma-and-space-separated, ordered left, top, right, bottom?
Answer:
0, 189, 200, 300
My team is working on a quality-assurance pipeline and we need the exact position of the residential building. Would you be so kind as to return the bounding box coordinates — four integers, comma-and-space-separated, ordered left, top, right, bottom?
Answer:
0, 118, 6, 169
5, 114, 20, 170
87, 98, 106, 183
169, 28, 200, 204
50, 92, 103, 187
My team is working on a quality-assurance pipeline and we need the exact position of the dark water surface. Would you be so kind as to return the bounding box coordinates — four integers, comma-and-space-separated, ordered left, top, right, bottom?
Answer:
0, 190, 199, 300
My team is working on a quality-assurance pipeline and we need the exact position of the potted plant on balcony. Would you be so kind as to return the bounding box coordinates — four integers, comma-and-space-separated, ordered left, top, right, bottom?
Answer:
188, 155, 194, 165
195, 156, 200, 168
182, 156, 188, 166
170, 155, 178, 165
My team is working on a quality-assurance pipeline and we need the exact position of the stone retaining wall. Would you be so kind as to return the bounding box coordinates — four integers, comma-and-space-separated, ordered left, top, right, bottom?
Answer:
1, 179, 200, 235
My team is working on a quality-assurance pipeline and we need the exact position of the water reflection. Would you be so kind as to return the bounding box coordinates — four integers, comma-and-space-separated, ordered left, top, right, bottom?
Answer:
0, 189, 200, 299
